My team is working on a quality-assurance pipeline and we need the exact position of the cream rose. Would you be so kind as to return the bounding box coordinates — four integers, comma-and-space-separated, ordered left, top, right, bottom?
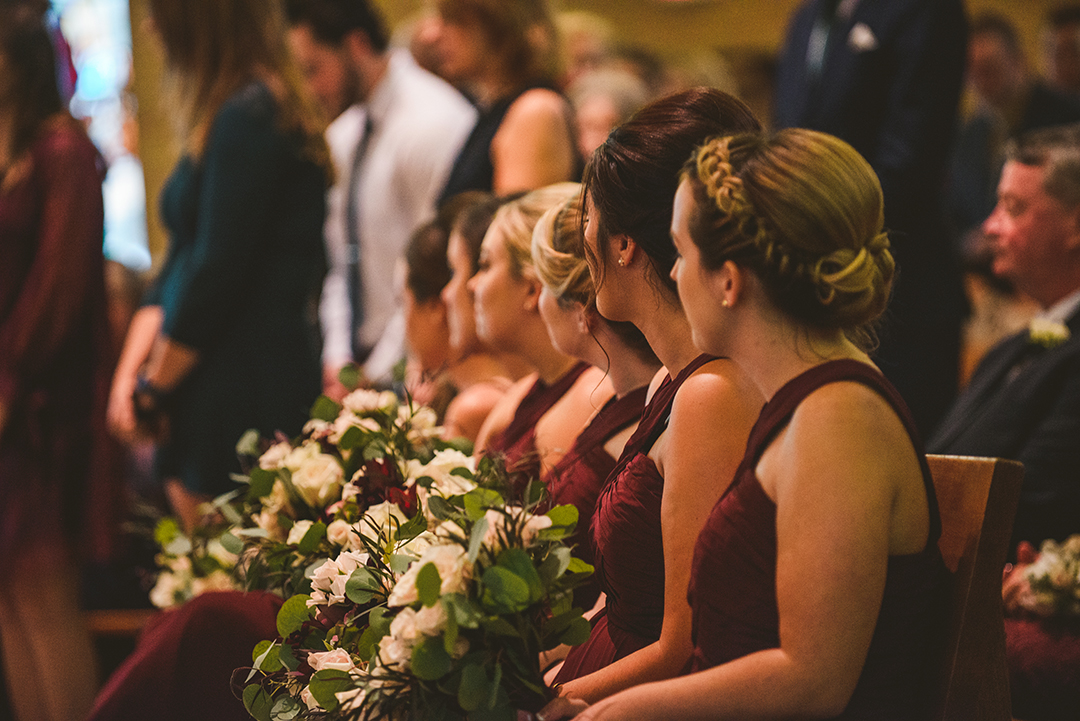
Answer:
387, 543, 471, 607
287, 519, 314, 546
291, 453, 345, 508
308, 648, 357, 673
327, 519, 354, 548
258, 440, 293, 470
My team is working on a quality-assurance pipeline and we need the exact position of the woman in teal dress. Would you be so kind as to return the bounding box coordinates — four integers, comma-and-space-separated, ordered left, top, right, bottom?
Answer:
107, 0, 332, 531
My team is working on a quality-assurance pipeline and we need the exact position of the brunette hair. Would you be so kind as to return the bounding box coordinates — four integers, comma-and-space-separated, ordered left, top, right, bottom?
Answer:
435, 0, 561, 87
448, 192, 504, 273
1006, 122, 1080, 206
284, 0, 389, 52
148, 0, 330, 170
682, 128, 894, 339
583, 86, 761, 297
0, 4, 63, 160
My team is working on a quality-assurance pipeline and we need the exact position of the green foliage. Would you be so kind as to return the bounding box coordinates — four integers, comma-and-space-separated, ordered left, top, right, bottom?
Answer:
309, 395, 342, 422
412, 636, 453, 680
275, 594, 313, 638
242, 685, 274, 721
345, 567, 383, 605
308, 669, 354, 712
417, 562, 443, 608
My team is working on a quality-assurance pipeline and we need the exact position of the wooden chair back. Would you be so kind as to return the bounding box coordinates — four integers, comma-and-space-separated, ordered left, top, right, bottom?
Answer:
926, 454, 1023, 721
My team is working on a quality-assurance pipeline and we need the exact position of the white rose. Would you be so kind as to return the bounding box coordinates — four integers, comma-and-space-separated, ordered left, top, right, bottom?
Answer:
358, 502, 407, 544
342, 389, 397, 415
377, 634, 412, 671
411, 450, 476, 496
287, 519, 314, 546
191, 569, 235, 596
308, 550, 370, 607
266, 479, 291, 513
389, 607, 420, 644
414, 602, 447, 637
387, 543, 471, 607
282, 441, 322, 472
149, 568, 190, 609
522, 512, 553, 546
301, 685, 321, 711
292, 454, 345, 508
331, 411, 381, 445
308, 648, 357, 673
327, 519, 354, 548
398, 530, 436, 558
258, 441, 293, 470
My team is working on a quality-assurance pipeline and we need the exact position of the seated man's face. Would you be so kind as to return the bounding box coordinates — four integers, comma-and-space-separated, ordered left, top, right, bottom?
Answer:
289, 24, 358, 122
984, 160, 1080, 303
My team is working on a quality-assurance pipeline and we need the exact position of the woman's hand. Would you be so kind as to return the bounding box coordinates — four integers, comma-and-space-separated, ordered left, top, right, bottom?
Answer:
107, 367, 140, 443
1003, 541, 1039, 614
536, 695, 590, 721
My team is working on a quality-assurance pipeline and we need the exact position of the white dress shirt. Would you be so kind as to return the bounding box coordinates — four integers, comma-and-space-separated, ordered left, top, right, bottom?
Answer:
320, 50, 476, 383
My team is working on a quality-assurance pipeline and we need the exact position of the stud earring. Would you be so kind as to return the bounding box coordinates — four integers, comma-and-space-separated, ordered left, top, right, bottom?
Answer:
618, 258, 626, 267
721, 299, 730, 308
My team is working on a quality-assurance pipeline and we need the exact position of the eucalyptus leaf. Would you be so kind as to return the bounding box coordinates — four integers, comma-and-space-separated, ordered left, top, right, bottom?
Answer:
545, 504, 578, 529
251, 640, 283, 674
278, 641, 300, 672
297, 521, 327, 554
427, 495, 456, 521
481, 566, 531, 614
537, 547, 571, 586
345, 567, 382, 604
276, 594, 313, 638
337, 424, 364, 451
467, 516, 489, 564
496, 549, 543, 603
269, 694, 303, 720
559, 616, 593, 646
242, 685, 273, 721
417, 562, 443, 608
457, 663, 489, 711
308, 669, 354, 712
480, 616, 519, 637
411, 636, 452, 680
442, 593, 482, 629
463, 489, 503, 521
310, 395, 342, 422
389, 553, 415, 575
246, 467, 277, 500
338, 363, 361, 390
219, 529, 243, 555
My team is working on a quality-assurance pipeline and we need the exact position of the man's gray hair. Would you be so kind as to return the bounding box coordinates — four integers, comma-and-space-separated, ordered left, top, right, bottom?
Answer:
1007, 123, 1080, 206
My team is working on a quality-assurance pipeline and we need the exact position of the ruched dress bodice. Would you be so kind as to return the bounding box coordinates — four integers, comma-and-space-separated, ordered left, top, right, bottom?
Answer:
484, 361, 589, 491
687, 359, 951, 720
544, 386, 648, 610
555, 355, 715, 682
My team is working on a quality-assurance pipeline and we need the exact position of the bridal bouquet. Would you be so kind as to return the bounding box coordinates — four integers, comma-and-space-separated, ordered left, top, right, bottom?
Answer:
241, 452, 594, 721
148, 501, 241, 609
1019, 534, 1080, 618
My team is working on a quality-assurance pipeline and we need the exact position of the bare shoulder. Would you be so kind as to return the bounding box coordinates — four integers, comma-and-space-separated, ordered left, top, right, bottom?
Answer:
473, 373, 537, 452
671, 358, 763, 422
503, 87, 570, 125
443, 381, 511, 444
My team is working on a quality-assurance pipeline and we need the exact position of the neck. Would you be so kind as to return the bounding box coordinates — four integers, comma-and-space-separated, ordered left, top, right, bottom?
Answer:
583, 324, 662, 398
523, 339, 578, 386
730, 307, 866, 401
446, 352, 510, 389
359, 54, 390, 104
635, 299, 705, 380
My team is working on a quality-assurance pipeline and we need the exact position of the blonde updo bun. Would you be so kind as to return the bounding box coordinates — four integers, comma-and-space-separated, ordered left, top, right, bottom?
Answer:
490, 182, 582, 278
532, 192, 594, 307
683, 129, 895, 337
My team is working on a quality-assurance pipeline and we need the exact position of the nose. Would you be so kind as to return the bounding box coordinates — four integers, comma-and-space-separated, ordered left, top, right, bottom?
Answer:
981, 203, 1005, 240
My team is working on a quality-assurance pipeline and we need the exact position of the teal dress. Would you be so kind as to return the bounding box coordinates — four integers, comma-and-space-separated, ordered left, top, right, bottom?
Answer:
146, 81, 326, 495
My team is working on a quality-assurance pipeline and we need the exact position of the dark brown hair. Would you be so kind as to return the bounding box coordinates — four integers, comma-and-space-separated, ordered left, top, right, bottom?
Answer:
0, 5, 63, 160
583, 86, 761, 297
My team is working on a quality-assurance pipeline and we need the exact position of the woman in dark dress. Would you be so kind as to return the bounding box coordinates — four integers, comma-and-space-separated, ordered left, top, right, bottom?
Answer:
530, 191, 661, 610
471, 183, 613, 482
566, 129, 951, 720
542, 88, 763, 710
0, 7, 106, 719
107, 0, 331, 531
432, 0, 578, 203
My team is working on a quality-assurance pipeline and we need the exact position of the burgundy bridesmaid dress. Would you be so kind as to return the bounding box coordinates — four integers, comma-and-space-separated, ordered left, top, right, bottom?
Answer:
543, 386, 648, 609
484, 361, 589, 491
555, 355, 715, 682
687, 360, 951, 720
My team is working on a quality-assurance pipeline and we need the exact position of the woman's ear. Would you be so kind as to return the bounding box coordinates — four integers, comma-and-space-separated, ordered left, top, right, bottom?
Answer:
615, 235, 637, 268
523, 274, 543, 312
711, 260, 745, 308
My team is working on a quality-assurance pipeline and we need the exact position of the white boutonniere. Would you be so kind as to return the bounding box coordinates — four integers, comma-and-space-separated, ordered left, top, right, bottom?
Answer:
1028, 318, 1071, 349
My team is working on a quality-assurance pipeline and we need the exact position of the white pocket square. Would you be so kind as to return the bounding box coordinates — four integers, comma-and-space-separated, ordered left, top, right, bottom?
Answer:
847, 22, 879, 52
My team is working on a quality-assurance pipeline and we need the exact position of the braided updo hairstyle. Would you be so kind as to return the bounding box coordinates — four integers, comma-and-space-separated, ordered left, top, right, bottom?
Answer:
682, 128, 894, 341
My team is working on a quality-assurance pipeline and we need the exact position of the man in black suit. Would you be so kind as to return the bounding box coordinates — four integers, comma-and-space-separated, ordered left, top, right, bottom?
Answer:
929, 124, 1080, 554
774, 0, 968, 436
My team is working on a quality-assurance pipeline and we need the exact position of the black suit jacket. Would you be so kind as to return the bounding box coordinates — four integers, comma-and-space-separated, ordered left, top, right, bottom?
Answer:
774, 0, 968, 435
928, 309, 1080, 551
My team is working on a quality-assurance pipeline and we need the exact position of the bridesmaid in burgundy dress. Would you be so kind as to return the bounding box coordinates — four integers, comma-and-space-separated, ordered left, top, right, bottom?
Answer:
543, 88, 763, 709
566, 130, 951, 720
530, 192, 662, 610
472, 183, 614, 486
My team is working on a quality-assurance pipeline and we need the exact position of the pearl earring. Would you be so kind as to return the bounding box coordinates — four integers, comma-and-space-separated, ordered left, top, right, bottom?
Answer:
618, 258, 626, 267
721, 299, 730, 308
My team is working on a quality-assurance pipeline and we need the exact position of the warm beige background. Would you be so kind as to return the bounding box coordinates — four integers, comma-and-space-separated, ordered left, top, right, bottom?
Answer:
129, 0, 1055, 261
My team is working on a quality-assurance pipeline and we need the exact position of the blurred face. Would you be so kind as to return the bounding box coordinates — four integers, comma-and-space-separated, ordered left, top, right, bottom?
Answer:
575, 95, 620, 160
984, 160, 1080, 305
441, 230, 480, 358
430, 15, 488, 83
968, 34, 1025, 109
538, 286, 586, 359
671, 181, 724, 354
404, 286, 451, 373
467, 225, 532, 349
288, 24, 358, 121
1046, 25, 1080, 94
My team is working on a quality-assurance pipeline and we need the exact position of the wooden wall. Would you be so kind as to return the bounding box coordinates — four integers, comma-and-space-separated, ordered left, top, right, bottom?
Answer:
129, 0, 1055, 261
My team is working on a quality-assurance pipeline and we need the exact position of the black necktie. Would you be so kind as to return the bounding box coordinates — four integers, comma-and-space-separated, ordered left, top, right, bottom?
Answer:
345, 116, 374, 362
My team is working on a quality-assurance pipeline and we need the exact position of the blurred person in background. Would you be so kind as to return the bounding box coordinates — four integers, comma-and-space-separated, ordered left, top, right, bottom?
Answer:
1044, 4, 1080, 99
567, 66, 648, 160
0, 5, 106, 719
433, 0, 580, 204
107, 0, 331, 532
286, 0, 476, 394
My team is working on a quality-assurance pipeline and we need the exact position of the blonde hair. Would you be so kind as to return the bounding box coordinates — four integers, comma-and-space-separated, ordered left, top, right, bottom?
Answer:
531, 191, 593, 307
682, 128, 894, 339
490, 182, 582, 278
149, 0, 330, 172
